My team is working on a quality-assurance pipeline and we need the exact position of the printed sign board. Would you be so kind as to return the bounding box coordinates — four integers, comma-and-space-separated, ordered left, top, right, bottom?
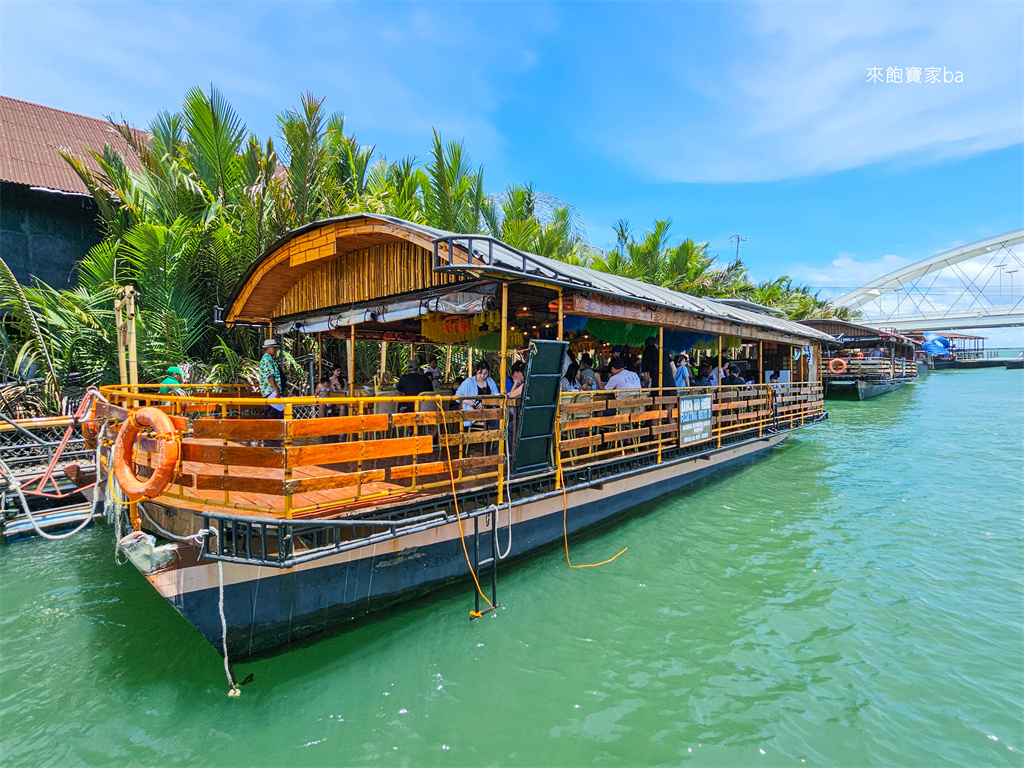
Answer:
678, 394, 713, 447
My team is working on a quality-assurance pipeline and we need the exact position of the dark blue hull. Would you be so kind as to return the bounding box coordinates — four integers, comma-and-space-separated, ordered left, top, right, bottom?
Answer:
165, 437, 785, 658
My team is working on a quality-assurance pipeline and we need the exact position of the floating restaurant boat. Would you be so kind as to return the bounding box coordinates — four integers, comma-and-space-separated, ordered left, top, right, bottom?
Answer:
801, 319, 919, 400
79, 214, 833, 660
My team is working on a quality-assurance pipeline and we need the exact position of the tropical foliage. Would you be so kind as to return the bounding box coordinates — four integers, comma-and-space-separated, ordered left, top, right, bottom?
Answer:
1, 86, 852, 411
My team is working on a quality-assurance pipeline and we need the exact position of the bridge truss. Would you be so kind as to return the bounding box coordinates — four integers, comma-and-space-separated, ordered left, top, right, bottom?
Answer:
834, 229, 1024, 331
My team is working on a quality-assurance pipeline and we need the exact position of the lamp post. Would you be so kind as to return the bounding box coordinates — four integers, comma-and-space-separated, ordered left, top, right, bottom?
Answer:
1007, 269, 1019, 310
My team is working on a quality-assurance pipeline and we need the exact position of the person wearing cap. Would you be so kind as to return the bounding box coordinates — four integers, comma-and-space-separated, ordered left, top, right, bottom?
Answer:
159, 366, 183, 394
259, 338, 285, 418
394, 360, 434, 413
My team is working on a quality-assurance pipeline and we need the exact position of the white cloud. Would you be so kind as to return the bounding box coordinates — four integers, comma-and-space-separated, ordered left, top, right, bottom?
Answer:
789, 252, 914, 291
616, 2, 1023, 182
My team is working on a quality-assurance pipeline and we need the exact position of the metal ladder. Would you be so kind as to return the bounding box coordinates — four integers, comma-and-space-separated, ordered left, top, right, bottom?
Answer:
471, 511, 499, 618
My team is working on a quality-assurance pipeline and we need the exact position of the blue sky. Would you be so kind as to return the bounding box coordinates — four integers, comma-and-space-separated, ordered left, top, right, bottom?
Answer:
2, 1, 1022, 342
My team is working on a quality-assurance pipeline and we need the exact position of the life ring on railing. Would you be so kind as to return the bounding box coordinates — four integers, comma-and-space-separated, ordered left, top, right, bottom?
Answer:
828, 358, 847, 374
112, 407, 180, 501
856, 352, 865, 359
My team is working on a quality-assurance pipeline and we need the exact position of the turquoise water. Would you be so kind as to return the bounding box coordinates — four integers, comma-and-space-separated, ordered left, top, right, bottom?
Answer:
2, 369, 1021, 767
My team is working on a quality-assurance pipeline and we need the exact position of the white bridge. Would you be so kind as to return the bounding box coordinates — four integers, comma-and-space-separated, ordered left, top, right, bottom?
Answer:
835, 229, 1024, 331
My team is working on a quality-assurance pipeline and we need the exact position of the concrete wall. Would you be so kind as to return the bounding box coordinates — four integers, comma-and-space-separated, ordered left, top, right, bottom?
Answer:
1, 181, 103, 287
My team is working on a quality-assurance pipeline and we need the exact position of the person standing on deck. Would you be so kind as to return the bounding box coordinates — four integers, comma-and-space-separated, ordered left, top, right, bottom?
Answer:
259, 339, 285, 419
158, 365, 184, 394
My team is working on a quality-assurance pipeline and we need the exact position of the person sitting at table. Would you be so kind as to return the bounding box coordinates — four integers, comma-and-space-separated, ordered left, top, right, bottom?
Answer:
424, 355, 443, 384
455, 360, 499, 425
693, 362, 714, 387
721, 364, 745, 386
560, 362, 581, 392
603, 357, 642, 396
395, 360, 434, 413
579, 354, 602, 391
505, 360, 526, 399
315, 377, 332, 418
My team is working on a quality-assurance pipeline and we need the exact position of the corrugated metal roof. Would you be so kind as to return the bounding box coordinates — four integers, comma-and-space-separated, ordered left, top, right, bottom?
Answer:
0, 95, 142, 194
248, 214, 835, 343
360, 216, 835, 343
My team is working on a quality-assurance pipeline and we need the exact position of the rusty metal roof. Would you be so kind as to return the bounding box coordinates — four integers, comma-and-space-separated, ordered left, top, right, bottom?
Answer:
0, 95, 142, 194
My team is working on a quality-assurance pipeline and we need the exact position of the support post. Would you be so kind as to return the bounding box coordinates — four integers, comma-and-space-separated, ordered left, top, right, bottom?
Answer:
379, 341, 388, 385
348, 325, 356, 397
557, 287, 564, 341
500, 282, 509, 392
283, 402, 293, 519
657, 325, 664, 464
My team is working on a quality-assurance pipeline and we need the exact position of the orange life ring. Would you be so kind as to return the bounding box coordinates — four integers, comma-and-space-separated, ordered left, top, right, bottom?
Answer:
112, 407, 180, 501
828, 358, 847, 374
856, 352, 865, 359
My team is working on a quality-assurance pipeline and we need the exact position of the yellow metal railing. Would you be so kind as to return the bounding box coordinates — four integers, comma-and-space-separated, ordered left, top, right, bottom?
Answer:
556, 383, 824, 466
96, 384, 508, 519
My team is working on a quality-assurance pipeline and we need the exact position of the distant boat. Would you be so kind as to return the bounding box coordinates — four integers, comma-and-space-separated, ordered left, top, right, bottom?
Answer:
800, 319, 919, 400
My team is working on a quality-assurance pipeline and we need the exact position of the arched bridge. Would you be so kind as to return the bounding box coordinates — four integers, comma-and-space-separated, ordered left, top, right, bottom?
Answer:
834, 229, 1024, 331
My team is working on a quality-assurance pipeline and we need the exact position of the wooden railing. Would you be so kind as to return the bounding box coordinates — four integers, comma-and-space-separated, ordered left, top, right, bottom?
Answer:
95, 385, 507, 519
821, 357, 917, 378
94, 381, 825, 520
557, 383, 824, 467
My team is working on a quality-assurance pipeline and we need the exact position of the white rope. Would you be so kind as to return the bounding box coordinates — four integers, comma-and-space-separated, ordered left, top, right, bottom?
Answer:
496, 435, 513, 560
214, 537, 241, 698
134, 505, 237, 696
0, 440, 102, 542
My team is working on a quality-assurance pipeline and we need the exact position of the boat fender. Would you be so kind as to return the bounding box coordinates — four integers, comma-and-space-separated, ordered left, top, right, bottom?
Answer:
112, 407, 180, 501
828, 358, 847, 374
118, 530, 179, 574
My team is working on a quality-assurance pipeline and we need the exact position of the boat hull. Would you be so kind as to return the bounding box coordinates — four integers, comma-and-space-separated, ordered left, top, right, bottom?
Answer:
140, 433, 789, 658
824, 378, 906, 400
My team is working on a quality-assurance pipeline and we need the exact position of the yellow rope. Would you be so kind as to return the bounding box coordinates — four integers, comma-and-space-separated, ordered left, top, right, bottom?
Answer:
435, 396, 493, 615
555, 438, 627, 569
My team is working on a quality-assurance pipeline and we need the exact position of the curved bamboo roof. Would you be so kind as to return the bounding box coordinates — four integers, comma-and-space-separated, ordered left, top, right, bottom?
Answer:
224, 213, 834, 344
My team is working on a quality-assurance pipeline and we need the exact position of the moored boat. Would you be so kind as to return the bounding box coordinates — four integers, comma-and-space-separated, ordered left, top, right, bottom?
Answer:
80, 214, 833, 660
801, 319, 919, 400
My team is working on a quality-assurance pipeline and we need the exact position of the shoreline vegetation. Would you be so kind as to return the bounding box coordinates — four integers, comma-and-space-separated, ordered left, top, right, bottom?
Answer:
0, 87, 854, 416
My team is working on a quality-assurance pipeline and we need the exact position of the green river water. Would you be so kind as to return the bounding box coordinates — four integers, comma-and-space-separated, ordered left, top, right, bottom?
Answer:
1, 368, 1021, 767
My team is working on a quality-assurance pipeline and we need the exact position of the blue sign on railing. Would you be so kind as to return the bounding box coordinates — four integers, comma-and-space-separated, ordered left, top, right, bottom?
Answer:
678, 394, 713, 446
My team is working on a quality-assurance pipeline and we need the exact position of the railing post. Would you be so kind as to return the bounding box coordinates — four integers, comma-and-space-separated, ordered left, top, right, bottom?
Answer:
284, 402, 293, 519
